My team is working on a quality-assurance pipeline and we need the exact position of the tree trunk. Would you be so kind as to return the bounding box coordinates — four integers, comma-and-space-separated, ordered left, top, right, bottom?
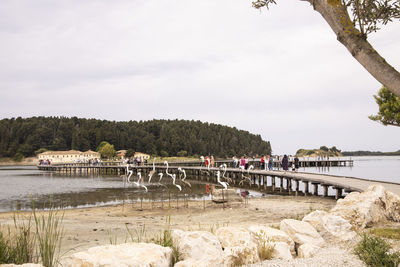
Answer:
306, 0, 400, 97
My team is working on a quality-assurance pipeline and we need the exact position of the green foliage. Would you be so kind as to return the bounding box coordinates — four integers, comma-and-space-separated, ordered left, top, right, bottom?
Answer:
354, 233, 400, 267
33, 205, 65, 267
0, 214, 36, 264
126, 149, 135, 158
319, 146, 329, 152
35, 148, 48, 155
369, 86, 400, 127
96, 141, 110, 152
98, 143, 116, 159
160, 150, 169, 157
176, 150, 187, 157
0, 117, 271, 158
370, 228, 400, 240
252, 0, 400, 37
13, 152, 24, 162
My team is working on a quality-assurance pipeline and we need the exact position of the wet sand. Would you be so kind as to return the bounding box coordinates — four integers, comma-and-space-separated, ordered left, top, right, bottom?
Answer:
0, 195, 336, 256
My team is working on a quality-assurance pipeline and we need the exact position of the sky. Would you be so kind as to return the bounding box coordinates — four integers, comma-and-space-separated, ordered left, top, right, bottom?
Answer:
0, 0, 399, 155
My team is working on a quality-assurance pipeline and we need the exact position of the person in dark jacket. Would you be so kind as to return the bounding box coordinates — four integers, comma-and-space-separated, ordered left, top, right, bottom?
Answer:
282, 155, 289, 173
294, 156, 300, 172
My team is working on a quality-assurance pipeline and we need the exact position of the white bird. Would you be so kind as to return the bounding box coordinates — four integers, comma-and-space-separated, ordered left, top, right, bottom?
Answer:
171, 174, 182, 191
178, 167, 191, 187
239, 165, 253, 186
219, 163, 232, 183
164, 161, 174, 179
133, 172, 148, 192
148, 158, 156, 183
126, 164, 133, 181
156, 172, 167, 188
216, 170, 228, 190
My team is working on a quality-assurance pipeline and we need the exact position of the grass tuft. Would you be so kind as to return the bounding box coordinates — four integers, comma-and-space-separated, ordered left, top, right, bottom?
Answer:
354, 233, 400, 267
370, 228, 400, 240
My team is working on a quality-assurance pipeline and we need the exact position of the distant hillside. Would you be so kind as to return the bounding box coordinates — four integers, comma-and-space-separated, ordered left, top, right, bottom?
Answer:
296, 146, 342, 157
0, 117, 271, 158
342, 150, 400, 156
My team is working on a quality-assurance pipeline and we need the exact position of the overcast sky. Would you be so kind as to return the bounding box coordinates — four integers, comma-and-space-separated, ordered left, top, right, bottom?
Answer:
0, 0, 399, 155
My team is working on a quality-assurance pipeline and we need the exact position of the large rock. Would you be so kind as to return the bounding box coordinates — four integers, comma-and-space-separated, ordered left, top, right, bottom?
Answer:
280, 219, 324, 246
172, 230, 224, 266
330, 185, 388, 229
385, 190, 400, 222
298, 243, 320, 258
174, 259, 215, 267
0, 265, 43, 267
302, 210, 356, 242
248, 225, 294, 259
216, 227, 260, 266
64, 242, 173, 267
212, 189, 242, 203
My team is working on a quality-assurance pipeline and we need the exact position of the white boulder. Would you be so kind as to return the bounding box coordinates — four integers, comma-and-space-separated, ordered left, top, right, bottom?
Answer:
174, 259, 216, 267
271, 242, 293, 259
302, 210, 356, 242
298, 243, 320, 258
216, 227, 259, 266
330, 185, 388, 229
385, 190, 400, 222
172, 230, 224, 266
0, 265, 43, 267
280, 219, 324, 246
64, 242, 173, 267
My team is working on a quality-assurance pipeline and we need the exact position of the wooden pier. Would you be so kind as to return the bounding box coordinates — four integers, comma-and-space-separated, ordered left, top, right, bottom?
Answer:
37, 159, 400, 199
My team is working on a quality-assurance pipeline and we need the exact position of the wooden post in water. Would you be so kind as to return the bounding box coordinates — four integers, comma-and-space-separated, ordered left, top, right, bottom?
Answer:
322, 185, 328, 197
304, 181, 309, 196
271, 176, 275, 191
294, 179, 299, 196
312, 183, 318, 196
335, 187, 343, 200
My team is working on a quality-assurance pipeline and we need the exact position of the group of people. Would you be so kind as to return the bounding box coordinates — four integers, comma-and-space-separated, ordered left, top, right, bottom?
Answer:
124, 156, 147, 166
200, 155, 215, 167
38, 159, 51, 165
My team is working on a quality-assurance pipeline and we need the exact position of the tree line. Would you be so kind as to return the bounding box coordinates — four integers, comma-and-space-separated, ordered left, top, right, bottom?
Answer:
0, 117, 271, 159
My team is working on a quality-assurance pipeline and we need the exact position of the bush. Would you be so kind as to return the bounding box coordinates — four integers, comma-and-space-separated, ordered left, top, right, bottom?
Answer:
13, 152, 24, 162
160, 150, 169, 157
354, 233, 400, 267
177, 150, 187, 157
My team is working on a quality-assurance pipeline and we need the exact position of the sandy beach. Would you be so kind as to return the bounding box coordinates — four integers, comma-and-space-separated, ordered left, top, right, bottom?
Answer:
0, 195, 336, 256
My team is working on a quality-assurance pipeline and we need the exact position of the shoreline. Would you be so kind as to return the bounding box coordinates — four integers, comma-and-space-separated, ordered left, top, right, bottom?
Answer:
0, 195, 338, 256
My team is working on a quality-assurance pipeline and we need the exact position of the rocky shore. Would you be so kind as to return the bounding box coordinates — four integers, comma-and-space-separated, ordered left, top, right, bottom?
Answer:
1, 185, 399, 267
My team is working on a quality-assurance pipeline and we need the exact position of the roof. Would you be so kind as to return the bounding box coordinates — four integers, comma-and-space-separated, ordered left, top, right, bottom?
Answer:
39, 150, 100, 156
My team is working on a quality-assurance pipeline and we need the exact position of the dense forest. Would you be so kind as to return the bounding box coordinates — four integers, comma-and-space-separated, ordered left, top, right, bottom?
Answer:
342, 150, 400, 156
0, 117, 271, 159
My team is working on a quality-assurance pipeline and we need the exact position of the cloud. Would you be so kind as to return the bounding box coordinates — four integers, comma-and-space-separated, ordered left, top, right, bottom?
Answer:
0, 0, 399, 154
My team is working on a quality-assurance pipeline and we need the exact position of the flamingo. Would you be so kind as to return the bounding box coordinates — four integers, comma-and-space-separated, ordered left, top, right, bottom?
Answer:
171, 174, 182, 191
178, 167, 191, 187
148, 158, 156, 183
239, 165, 253, 186
156, 172, 167, 188
216, 170, 228, 190
126, 164, 133, 181
133, 172, 148, 192
219, 163, 232, 183
164, 161, 174, 179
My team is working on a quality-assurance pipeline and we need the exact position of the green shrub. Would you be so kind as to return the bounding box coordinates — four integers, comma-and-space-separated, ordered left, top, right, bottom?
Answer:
370, 228, 400, 240
13, 152, 24, 162
354, 233, 400, 267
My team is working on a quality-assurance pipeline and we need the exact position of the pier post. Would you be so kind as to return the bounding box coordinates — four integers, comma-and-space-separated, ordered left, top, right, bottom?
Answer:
322, 185, 328, 197
312, 183, 318, 196
271, 176, 275, 191
335, 188, 343, 200
263, 176, 266, 190
304, 181, 309, 196
294, 180, 299, 196
279, 177, 283, 193
287, 178, 292, 194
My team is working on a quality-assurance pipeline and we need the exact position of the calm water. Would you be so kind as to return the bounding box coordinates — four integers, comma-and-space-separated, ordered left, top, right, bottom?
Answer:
0, 156, 398, 212
0, 166, 213, 212
302, 156, 400, 184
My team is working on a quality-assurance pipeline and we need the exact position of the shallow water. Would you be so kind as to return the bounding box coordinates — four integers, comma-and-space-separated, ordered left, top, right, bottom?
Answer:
0, 166, 261, 212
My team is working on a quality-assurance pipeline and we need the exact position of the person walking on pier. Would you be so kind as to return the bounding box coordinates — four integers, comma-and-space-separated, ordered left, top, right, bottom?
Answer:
232, 156, 238, 168
294, 156, 300, 172
282, 155, 289, 173
240, 156, 245, 169
211, 156, 215, 167
268, 156, 273, 170
260, 155, 265, 170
